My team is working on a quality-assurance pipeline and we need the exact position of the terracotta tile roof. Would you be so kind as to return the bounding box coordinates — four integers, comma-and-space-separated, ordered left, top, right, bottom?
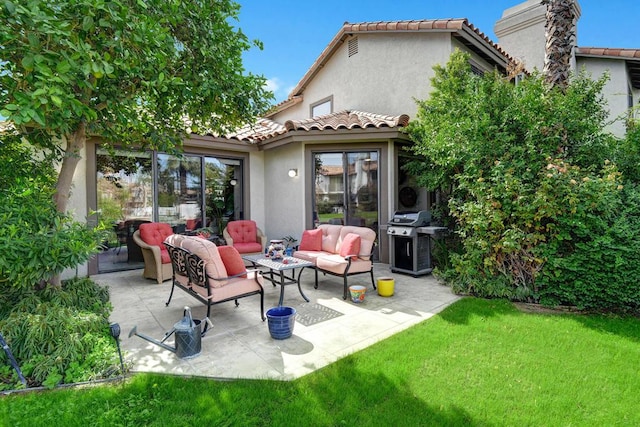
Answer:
225, 117, 286, 143
576, 47, 640, 88
576, 47, 640, 59
224, 110, 409, 143
270, 18, 516, 113
319, 165, 343, 176
284, 110, 410, 132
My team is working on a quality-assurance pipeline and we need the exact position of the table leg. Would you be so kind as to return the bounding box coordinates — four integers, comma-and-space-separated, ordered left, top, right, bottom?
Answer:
278, 271, 285, 306
296, 268, 310, 303
270, 269, 276, 287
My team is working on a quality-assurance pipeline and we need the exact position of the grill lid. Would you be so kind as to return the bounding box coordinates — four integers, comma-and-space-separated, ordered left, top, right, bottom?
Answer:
389, 210, 431, 227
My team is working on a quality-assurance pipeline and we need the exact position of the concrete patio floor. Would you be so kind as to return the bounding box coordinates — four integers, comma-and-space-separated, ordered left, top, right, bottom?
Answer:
93, 263, 460, 381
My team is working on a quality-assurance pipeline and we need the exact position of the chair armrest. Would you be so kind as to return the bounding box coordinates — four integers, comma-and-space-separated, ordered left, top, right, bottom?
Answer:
257, 227, 267, 249
222, 227, 234, 246
133, 230, 161, 254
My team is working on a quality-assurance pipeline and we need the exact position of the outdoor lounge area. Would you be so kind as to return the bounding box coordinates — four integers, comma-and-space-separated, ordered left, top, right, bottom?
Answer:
93, 263, 460, 381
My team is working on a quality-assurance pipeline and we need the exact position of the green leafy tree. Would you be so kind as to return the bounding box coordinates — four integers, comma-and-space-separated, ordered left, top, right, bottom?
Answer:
0, 0, 273, 213
0, 135, 101, 289
406, 51, 640, 313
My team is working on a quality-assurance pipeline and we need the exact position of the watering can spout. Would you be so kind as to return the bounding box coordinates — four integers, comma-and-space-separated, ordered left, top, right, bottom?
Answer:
128, 325, 177, 353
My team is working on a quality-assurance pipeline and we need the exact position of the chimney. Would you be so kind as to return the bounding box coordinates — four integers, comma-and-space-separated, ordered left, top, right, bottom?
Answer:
494, 0, 581, 73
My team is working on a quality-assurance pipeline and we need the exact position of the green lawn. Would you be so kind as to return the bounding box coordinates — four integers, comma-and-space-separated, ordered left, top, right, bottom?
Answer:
2, 298, 639, 426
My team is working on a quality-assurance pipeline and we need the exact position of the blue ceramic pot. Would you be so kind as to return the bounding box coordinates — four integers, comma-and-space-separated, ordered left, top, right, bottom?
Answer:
266, 306, 296, 339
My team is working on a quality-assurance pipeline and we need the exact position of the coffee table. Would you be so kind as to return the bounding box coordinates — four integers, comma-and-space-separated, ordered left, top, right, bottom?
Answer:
242, 254, 313, 306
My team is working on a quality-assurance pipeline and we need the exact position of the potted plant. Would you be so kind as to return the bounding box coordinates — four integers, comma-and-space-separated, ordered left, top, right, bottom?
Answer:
282, 235, 298, 256
194, 227, 212, 239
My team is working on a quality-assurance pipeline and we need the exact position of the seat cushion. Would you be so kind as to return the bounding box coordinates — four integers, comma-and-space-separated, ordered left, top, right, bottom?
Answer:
160, 250, 171, 264
233, 242, 263, 254
164, 233, 186, 247
139, 222, 173, 246
339, 233, 361, 259
191, 273, 262, 302
226, 220, 258, 244
293, 250, 333, 265
317, 255, 372, 275
163, 234, 186, 266
299, 228, 322, 251
318, 224, 343, 253
181, 236, 228, 287
218, 246, 247, 278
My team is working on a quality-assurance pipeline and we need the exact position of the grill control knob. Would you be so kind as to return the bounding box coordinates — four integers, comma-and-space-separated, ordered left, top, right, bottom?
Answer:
402, 230, 408, 235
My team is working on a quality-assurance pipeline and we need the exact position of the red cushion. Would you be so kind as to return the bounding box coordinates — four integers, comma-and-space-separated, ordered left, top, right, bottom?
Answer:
226, 220, 258, 244
160, 249, 171, 264
339, 233, 361, 259
218, 246, 247, 278
139, 222, 173, 246
233, 242, 263, 254
299, 229, 322, 251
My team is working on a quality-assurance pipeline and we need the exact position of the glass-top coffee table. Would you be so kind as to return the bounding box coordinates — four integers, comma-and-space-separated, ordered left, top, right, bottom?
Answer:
242, 254, 313, 306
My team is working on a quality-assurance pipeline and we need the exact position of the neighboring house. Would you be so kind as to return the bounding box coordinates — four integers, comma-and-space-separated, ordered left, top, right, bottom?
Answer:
495, 0, 640, 137
76, 0, 638, 276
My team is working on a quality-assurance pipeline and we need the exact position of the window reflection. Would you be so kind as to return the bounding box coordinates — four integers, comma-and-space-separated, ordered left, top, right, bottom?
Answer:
97, 149, 243, 273
157, 154, 202, 230
313, 151, 379, 229
96, 149, 152, 271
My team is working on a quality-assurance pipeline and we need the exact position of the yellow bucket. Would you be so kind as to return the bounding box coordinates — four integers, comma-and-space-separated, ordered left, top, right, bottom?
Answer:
377, 277, 395, 297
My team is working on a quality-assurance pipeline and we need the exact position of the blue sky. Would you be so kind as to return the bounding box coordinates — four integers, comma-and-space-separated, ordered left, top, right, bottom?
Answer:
237, 0, 640, 103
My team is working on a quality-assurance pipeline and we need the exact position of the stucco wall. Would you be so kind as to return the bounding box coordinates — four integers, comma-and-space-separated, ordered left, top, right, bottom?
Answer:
248, 150, 267, 233
577, 57, 631, 137
262, 144, 305, 243
274, 32, 453, 122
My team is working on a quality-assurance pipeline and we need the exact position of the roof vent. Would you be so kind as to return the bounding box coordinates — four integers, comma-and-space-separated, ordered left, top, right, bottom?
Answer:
348, 37, 358, 57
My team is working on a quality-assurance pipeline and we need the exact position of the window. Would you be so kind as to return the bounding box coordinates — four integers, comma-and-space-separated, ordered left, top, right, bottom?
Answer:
469, 60, 487, 76
96, 149, 243, 273
311, 96, 332, 117
313, 151, 379, 228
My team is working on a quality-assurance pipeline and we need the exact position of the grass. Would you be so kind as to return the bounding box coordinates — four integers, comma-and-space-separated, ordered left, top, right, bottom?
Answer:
1, 297, 639, 426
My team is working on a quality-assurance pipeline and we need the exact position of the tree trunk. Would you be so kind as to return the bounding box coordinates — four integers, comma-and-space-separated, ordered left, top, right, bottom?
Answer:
542, 0, 577, 91
54, 122, 86, 213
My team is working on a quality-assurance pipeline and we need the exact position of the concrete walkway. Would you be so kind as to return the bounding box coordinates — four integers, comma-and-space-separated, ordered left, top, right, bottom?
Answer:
93, 263, 460, 381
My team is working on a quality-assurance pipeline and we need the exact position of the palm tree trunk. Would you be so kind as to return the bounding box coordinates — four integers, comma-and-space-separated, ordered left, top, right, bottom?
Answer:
542, 0, 577, 91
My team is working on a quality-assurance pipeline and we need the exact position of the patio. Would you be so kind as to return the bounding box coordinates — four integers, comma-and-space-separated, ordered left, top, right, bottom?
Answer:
93, 263, 460, 381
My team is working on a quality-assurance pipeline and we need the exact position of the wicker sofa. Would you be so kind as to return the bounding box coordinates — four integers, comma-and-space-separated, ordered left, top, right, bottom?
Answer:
293, 224, 377, 300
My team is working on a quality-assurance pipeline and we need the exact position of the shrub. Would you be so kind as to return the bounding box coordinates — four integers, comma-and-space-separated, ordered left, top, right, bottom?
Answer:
0, 138, 118, 389
0, 278, 118, 389
0, 137, 104, 288
407, 51, 640, 313
536, 181, 640, 314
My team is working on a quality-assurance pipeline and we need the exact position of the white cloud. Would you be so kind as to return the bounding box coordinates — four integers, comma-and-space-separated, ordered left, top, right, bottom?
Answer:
264, 77, 281, 93
264, 77, 294, 102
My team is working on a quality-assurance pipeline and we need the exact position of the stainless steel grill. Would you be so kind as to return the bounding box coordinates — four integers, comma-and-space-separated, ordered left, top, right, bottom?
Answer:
387, 210, 446, 276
